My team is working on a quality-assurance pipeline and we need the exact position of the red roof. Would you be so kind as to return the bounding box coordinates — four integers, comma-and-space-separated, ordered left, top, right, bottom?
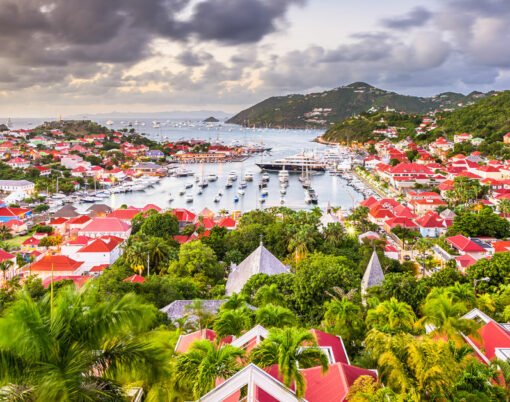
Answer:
42, 275, 92, 289
390, 163, 432, 175
67, 215, 92, 225
89, 264, 109, 272
64, 235, 92, 246
175, 329, 233, 354
0, 207, 31, 217
359, 196, 379, 208
218, 217, 236, 228
142, 204, 162, 212
108, 209, 141, 220
173, 235, 190, 244
446, 235, 486, 252
78, 238, 121, 253
492, 241, 510, 253
49, 217, 68, 225
469, 321, 510, 361
0, 249, 15, 262
384, 216, 418, 229
172, 209, 196, 222
369, 205, 394, 220
302, 362, 377, 402
309, 329, 349, 365
29, 255, 83, 272
81, 218, 131, 233
415, 212, 446, 228
123, 274, 145, 284
455, 254, 478, 268
22, 237, 40, 246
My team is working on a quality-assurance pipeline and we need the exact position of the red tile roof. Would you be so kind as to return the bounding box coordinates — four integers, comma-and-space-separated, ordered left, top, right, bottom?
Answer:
123, 274, 146, 283
175, 329, 233, 354
67, 215, 92, 225
0, 207, 31, 217
42, 275, 92, 289
309, 329, 349, 365
446, 235, 486, 252
108, 209, 141, 220
302, 362, 377, 402
81, 218, 131, 233
29, 255, 83, 272
172, 208, 196, 222
78, 238, 121, 253
142, 204, 162, 212
49, 217, 68, 225
415, 212, 446, 228
455, 254, 478, 268
89, 264, 109, 272
469, 321, 510, 361
218, 217, 236, 228
0, 249, 15, 262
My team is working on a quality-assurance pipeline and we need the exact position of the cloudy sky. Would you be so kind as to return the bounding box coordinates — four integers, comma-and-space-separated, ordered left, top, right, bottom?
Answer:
1, 0, 510, 117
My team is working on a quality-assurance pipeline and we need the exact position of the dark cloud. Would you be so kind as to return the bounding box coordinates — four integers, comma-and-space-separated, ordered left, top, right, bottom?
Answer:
176, 50, 213, 67
381, 6, 432, 30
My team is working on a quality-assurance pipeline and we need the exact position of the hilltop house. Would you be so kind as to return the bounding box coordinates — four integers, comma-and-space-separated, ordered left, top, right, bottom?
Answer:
0, 180, 35, 194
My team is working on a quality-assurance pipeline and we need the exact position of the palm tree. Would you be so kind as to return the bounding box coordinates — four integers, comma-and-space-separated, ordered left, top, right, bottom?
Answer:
124, 240, 146, 274
0, 224, 10, 241
250, 327, 329, 398
255, 304, 296, 328
0, 259, 14, 284
323, 298, 364, 346
326, 286, 357, 301
412, 238, 432, 276
254, 283, 285, 306
492, 359, 510, 400
0, 288, 168, 401
446, 282, 476, 309
185, 299, 214, 332
175, 339, 245, 399
366, 298, 416, 334
213, 309, 252, 338
221, 292, 248, 311
146, 236, 172, 272
417, 293, 480, 345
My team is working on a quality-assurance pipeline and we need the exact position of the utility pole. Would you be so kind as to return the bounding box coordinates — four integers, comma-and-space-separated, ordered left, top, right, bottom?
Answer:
147, 253, 150, 276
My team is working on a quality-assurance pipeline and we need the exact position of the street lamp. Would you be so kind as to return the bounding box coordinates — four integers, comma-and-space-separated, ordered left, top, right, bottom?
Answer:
474, 277, 490, 294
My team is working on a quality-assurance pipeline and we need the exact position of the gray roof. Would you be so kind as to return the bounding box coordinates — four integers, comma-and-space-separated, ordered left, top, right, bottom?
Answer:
361, 250, 385, 295
160, 299, 226, 321
0, 180, 34, 187
225, 243, 290, 295
87, 203, 112, 213
53, 205, 79, 218
440, 208, 456, 220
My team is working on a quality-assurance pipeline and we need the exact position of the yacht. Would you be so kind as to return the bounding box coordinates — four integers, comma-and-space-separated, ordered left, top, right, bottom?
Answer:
225, 180, 233, 189
278, 170, 289, 182
179, 188, 186, 196
106, 120, 114, 126
280, 188, 287, 195
238, 180, 247, 189
185, 194, 193, 203
244, 171, 254, 182
228, 172, 238, 181
185, 182, 193, 189
169, 195, 174, 202
257, 153, 326, 172
305, 188, 318, 204
174, 168, 194, 177
262, 173, 270, 181
238, 189, 245, 196
207, 174, 218, 182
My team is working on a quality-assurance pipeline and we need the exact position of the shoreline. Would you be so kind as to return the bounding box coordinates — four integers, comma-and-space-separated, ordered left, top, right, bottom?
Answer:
312, 136, 338, 146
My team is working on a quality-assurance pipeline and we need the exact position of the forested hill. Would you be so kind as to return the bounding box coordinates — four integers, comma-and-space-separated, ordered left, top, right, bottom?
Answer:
227, 82, 490, 129
321, 90, 510, 145
435, 91, 510, 143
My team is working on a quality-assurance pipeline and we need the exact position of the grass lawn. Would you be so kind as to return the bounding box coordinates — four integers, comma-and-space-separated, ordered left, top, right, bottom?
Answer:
4, 234, 31, 248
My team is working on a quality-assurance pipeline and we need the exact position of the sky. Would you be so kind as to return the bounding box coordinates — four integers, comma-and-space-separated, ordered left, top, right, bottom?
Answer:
1, 0, 510, 117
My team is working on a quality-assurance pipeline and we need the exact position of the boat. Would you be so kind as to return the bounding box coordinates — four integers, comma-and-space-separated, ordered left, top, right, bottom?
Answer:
207, 174, 218, 182
262, 173, 270, 181
218, 190, 223, 196
179, 188, 186, 195
185, 182, 193, 189
197, 189, 203, 195
234, 196, 239, 203
228, 172, 238, 181
169, 195, 174, 202
259, 197, 266, 203
174, 168, 194, 177
198, 180, 208, 188
81, 197, 96, 203
225, 180, 233, 188
238, 189, 245, 196
244, 171, 254, 181
185, 194, 193, 203
238, 180, 247, 189
106, 120, 114, 125
278, 169, 289, 182
257, 153, 327, 172
305, 188, 318, 204
258, 181, 267, 189
280, 188, 286, 195
261, 189, 268, 196
214, 196, 220, 203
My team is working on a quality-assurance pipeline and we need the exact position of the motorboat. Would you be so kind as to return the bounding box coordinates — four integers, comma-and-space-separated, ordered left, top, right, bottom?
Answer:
234, 196, 239, 203
305, 188, 318, 204
256, 152, 327, 172
185, 194, 193, 203
169, 195, 174, 202
238, 189, 245, 196
262, 173, 270, 181
280, 188, 287, 195
259, 197, 266, 203
225, 180, 233, 188
244, 171, 254, 181
228, 172, 238, 181
207, 174, 218, 182
261, 189, 268, 196
185, 182, 193, 189
238, 180, 247, 189
214, 196, 220, 203
179, 188, 186, 195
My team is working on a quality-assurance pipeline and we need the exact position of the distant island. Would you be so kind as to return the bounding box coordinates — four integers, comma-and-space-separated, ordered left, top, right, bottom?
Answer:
0, 124, 8, 131
203, 116, 219, 123
227, 82, 493, 129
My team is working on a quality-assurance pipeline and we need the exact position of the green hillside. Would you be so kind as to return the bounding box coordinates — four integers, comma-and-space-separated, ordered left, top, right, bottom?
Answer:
322, 112, 421, 144
435, 91, 510, 143
227, 82, 488, 129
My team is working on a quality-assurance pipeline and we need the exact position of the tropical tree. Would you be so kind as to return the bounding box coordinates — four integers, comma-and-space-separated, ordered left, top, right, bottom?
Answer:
254, 283, 285, 306
0, 259, 14, 284
124, 240, 147, 274
366, 298, 416, 334
145, 236, 173, 272
250, 327, 329, 398
323, 297, 364, 351
417, 293, 480, 345
0, 288, 167, 401
175, 340, 244, 399
254, 304, 296, 328
0, 225, 10, 241
213, 309, 252, 338
221, 292, 249, 311
446, 282, 476, 309
184, 299, 215, 332
413, 238, 433, 276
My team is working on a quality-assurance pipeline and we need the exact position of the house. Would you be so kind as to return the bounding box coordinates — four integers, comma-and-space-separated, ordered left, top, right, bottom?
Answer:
66, 215, 92, 232
446, 235, 488, 262
415, 211, 449, 238
226, 242, 290, 296
33, 165, 51, 176
123, 274, 145, 283
0, 249, 16, 280
0, 180, 35, 194
454, 133, 473, 143
172, 209, 196, 229
48, 217, 68, 234
74, 236, 124, 271
6, 157, 30, 169
2, 219, 27, 235
86, 203, 112, 218
411, 198, 448, 214
79, 217, 132, 239
60, 236, 92, 259
0, 207, 32, 223
108, 208, 141, 222
25, 255, 85, 280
